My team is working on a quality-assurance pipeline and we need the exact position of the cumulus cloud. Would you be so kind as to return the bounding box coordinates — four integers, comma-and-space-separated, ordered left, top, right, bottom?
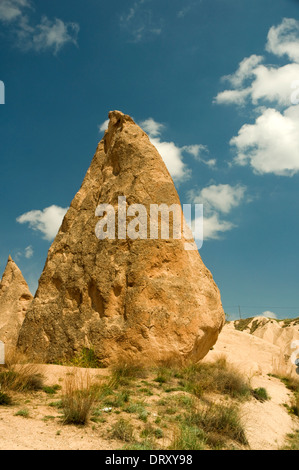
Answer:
149, 137, 192, 184
17, 205, 68, 241
230, 106, 299, 175
0, 0, 79, 54
266, 18, 299, 63
215, 18, 299, 176
222, 54, 264, 88
140, 118, 165, 137
189, 184, 246, 240
216, 61, 299, 107
140, 118, 218, 183
196, 184, 246, 214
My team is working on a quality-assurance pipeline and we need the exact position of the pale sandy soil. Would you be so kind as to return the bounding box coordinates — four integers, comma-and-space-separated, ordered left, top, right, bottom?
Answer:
0, 366, 122, 450
240, 374, 296, 450
204, 323, 299, 450
0, 323, 298, 450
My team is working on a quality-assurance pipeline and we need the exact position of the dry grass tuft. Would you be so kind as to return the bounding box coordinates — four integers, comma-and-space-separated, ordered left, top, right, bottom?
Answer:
61, 370, 96, 425
0, 348, 44, 392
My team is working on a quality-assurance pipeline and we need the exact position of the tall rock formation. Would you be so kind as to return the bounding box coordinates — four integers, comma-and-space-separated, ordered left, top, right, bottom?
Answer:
18, 111, 225, 365
0, 256, 33, 347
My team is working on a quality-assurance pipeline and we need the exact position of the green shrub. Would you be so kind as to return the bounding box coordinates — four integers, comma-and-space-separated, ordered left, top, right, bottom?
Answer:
111, 418, 134, 442
0, 391, 12, 406
188, 403, 248, 446
252, 387, 270, 402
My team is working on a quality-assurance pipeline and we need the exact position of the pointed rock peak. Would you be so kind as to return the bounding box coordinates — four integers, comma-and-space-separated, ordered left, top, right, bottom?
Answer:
1, 256, 32, 297
18, 111, 225, 365
103, 110, 136, 154
0, 256, 33, 347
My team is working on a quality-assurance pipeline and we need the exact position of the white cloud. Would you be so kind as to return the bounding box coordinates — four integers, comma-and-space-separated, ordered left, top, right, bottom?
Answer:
215, 59, 299, 107
150, 137, 192, 184
99, 116, 215, 185
202, 213, 235, 240
139, 118, 217, 183
223, 55, 264, 88
266, 18, 299, 63
140, 118, 192, 183
215, 88, 251, 106
17, 205, 68, 241
140, 118, 164, 137
99, 119, 109, 133
195, 184, 246, 214
17, 15, 79, 54
189, 184, 246, 240
182, 144, 208, 161
216, 18, 299, 176
25, 245, 34, 259
261, 311, 278, 319
230, 106, 299, 175
0, 0, 79, 54
0, 0, 30, 22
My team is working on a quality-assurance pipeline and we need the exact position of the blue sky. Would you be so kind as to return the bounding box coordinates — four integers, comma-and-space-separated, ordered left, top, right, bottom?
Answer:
1, 0, 299, 320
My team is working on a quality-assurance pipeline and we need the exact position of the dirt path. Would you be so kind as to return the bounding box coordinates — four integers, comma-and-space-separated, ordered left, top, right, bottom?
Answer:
240, 375, 297, 450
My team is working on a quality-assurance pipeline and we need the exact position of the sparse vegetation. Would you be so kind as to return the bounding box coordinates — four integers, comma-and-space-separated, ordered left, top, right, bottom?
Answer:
61, 371, 96, 425
234, 318, 253, 332
0, 351, 284, 450
0, 350, 44, 392
67, 347, 105, 369
111, 362, 147, 386
184, 403, 248, 448
110, 418, 134, 442
15, 408, 30, 418
252, 387, 270, 402
170, 425, 206, 450
178, 358, 251, 400
43, 385, 61, 395
0, 390, 12, 406
269, 371, 299, 416
281, 430, 299, 450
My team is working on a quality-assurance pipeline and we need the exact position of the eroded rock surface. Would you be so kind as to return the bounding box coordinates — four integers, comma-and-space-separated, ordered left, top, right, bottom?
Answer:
18, 111, 225, 365
0, 256, 33, 347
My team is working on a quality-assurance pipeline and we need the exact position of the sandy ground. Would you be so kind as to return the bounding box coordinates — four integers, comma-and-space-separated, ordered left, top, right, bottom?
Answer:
240, 374, 296, 450
0, 324, 298, 450
0, 365, 121, 450
205, 323, 299, 450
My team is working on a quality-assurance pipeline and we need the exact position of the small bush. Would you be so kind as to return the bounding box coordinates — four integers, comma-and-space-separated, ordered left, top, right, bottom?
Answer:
188, 403, 248, 446
15, 408, 30, 418
61, 371, 96, 425
179, 358, 251, 400
0, 350, 44, 393
68, 348, 104, 369
282, 430, 299, 450
43, 385, 61, 395
122, 439, 155, 450
289, 393, 299, 417
111, 362, 146, 386
103, 390, 130, 408
0, 391, 12, 406
111, 418, 134, 442
252, 387, 270, 402
170, 426, 206, 450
